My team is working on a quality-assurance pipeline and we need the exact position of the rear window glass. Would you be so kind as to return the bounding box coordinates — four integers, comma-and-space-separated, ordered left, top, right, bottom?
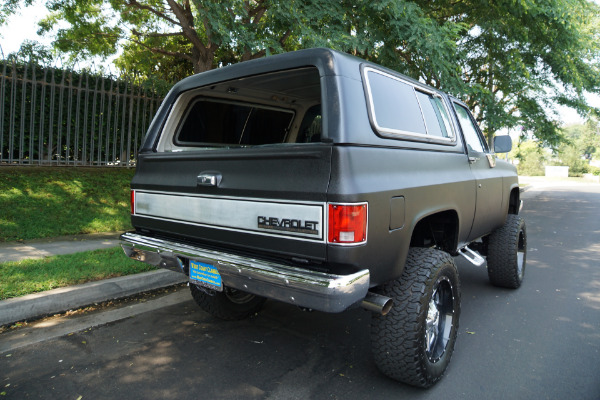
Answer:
175, 100, 294, 147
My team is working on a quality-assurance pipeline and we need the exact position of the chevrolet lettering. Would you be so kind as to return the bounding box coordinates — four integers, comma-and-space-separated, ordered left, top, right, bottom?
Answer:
257, 216, 319, 235
121, 48, 526, 388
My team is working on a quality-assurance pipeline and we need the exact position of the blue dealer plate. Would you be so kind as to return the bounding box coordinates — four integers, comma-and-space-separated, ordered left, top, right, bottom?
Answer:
189, 260, 223, 291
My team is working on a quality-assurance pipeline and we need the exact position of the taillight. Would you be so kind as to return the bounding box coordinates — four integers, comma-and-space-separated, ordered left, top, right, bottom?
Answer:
328, 203, 367, 244
130, 190, 135, 215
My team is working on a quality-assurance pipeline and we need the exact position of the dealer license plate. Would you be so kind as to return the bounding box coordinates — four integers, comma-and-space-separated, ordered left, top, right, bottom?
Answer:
189, 260, 223, 291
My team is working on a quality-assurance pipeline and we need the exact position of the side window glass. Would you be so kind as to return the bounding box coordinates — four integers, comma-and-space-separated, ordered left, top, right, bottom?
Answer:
454, 104, 486, 153
296, 105, 322, 143
415, 91, 452, 138
366, 70, 426, 135
364, 68, 456, 144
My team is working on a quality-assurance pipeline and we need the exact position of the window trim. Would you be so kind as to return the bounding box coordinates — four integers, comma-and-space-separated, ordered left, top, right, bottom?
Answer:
362, 66, 457, 146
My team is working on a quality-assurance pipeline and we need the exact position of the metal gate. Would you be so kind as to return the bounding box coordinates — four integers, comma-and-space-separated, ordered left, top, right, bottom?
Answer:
0, 59, 165, 167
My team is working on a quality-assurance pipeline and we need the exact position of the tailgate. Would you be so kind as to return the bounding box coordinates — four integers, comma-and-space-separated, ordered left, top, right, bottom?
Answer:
130, 144, 332, 261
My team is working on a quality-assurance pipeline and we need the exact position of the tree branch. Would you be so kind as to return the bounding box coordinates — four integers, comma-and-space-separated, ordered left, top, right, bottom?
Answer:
165, 0, 209, 54
131, 29, 185, 38
250, 6, 267, 24
125, 0, 181, 27
128, 36, 193, 62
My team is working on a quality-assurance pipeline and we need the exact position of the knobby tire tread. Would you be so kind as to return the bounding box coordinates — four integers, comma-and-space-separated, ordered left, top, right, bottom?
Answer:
487, 214, 526, 289
371, 247, 460, 388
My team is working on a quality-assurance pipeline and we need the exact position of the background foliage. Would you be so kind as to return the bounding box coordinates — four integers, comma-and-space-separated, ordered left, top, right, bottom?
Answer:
510, 120, 600, 176
552, 120, 600, 176
4, 0, 600, 148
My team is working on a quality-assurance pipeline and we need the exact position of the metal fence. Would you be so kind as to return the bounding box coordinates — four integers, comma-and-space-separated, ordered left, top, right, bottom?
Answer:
0, 58, 165, 167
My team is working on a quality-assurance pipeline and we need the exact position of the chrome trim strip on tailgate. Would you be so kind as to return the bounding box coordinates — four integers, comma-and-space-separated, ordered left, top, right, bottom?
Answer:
120, 232, 369, 313
134, 190, 325, 241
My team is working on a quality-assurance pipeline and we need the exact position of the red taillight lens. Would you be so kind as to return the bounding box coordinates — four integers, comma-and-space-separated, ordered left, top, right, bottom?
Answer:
328, 203, 367, 244
130, 190, 135, 215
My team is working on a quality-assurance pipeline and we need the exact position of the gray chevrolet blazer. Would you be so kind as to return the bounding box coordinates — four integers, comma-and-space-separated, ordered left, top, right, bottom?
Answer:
121, 48, 526, 387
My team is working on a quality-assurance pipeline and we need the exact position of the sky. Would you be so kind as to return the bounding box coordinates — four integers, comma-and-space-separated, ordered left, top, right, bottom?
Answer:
0, 1, 53, 57
0, 0, 117, 73
0, 1, 598, 127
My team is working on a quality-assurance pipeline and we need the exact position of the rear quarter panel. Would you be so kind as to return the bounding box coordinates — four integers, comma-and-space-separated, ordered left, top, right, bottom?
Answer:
327, 145, 476, 286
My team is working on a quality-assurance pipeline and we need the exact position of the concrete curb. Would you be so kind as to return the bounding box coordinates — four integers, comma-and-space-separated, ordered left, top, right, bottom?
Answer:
0, 269, 188, 327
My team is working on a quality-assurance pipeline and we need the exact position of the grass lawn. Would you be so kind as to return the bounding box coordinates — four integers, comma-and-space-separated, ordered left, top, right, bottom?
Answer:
0, 247, 155, 300
0, 167, 135, 242
0, 167, 158, 300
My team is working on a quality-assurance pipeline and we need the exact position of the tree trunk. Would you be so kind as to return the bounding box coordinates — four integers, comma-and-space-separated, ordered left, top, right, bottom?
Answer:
193, 57, 214, 73
191, 46, 215, 73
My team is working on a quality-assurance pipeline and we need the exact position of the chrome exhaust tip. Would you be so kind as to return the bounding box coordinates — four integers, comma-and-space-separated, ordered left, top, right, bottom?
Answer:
361, 292, 393, 315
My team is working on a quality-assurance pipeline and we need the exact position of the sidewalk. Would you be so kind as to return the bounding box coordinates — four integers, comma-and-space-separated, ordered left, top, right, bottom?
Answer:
0, 233, 187, 327
0, 232, 121, 263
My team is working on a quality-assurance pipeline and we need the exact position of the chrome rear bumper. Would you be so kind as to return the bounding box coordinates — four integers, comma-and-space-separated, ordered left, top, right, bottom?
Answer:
120, 232, 370, 313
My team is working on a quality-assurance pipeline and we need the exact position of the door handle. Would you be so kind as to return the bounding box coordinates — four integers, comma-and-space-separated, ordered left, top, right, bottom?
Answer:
197, 172, 222, 187
468, 156, 479, 164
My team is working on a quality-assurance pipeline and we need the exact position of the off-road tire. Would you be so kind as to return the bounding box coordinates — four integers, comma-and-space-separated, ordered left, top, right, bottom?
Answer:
190, 284, 266, 321
371, 247, 460, 388
487, 214, 527, 289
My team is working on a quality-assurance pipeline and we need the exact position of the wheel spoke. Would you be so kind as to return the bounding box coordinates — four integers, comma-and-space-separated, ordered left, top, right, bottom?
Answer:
426, 295, 440, 353
426, 279, 454, 362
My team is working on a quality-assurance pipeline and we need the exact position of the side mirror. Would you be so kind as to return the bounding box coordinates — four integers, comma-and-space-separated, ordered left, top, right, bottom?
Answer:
493, 135, 512, 153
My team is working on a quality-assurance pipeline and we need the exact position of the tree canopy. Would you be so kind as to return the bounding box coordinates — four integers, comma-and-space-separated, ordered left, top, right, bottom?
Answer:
441, 0, 600, 146
13, 0, 600, 146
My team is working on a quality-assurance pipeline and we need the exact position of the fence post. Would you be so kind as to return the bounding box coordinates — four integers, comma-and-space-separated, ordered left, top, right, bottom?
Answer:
29, 60, 37, 164
140, 86, 148, 153
47, 68, 55, 163
81, 73, 90, 165
112, 78, 120, 165
127, 82, 135, 167
38, 67, 48, 165
105, 79, 114, 166
66, 71, 73, 164
56, 68, 66, 164
19, 62, 28, 164
9, 59, 17, 164
90, 75, 100, 165
0, 59, 6, 163
120, 79, 128, 166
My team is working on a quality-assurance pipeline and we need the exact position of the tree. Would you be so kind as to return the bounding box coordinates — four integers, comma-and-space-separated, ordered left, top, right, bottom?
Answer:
38, 1, 464, 85
27, 0, 600, 147
509, 139, 548, 176
38, 0, 347, 80
418, 0, 600, 148
551, 120, 600, 176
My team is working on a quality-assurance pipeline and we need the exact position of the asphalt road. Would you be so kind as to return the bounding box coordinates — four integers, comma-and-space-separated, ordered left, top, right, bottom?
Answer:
1, 182, 599, 399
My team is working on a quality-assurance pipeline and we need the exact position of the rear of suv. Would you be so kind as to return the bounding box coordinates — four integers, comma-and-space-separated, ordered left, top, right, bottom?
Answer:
121, 48, 526, 387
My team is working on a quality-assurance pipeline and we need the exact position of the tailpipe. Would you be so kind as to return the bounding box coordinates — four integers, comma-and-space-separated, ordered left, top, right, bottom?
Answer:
361, 292, 393, 315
